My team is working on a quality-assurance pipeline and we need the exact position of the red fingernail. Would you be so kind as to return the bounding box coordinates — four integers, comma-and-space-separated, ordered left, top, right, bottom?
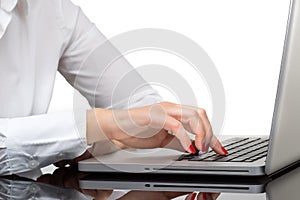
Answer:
191, 193, 197, 200
221, 146, 228, 155
189, 144, 197, 154
201, 192, 207, 200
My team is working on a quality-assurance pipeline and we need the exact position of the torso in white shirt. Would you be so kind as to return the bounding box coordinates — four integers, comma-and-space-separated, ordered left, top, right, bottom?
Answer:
1, 0, 74, 117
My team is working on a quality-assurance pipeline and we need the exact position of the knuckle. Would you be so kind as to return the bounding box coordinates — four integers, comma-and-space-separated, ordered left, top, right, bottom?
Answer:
191, 110, 199, 117
198, 108, 207, 116
173, 121, 182, 132
144, 114, 152, 126
160, 101, 170, 106
195, 122, 205, 135
160, 101, 176, 108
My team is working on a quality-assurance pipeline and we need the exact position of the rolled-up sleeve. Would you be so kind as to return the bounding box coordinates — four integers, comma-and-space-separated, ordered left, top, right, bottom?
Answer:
0, 112, 88, 175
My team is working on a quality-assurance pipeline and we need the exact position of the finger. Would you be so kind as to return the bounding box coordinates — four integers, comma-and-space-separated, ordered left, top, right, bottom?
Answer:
160, 133, 186, 152
197, 192, 206, 200
211, 193, 221, 200
119, 191, 171, 200
122, 191, 191, 200
118, 129, 169, 149
181, 106, 213, 152
164, 192, 191, 199
189, 116, 207, 152
164, 116, 196, 154
206, 193, 214, 200
210, 135, 228, 155
164, 104, 211, 152
185, 193, 197, 200
181, 105, 222, 154
197, 109, 214, 151
203, 192, 219, 200
81, 189, 113, 199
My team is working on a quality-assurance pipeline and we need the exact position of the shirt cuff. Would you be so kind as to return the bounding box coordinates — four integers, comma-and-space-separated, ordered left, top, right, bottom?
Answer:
0, 112, 88, 175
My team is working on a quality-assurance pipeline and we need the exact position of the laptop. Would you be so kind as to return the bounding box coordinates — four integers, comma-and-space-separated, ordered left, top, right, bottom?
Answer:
79, 161, 300, 193
79, 0, 300, 177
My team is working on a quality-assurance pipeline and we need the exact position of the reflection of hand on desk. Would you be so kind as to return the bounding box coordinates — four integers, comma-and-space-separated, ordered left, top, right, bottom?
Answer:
37, 166, 201, 200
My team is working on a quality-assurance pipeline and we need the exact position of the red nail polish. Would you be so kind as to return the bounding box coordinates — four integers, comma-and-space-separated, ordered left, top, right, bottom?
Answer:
221, 146, 228, 155
189, 144, 197, 154
191, 193, 197, 200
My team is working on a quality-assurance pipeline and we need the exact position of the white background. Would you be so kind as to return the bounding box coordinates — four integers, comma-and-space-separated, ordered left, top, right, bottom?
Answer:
49, 0, 290, 136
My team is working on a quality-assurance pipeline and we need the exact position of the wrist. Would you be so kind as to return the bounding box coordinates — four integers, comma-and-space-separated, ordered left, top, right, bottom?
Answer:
95, 108, 115, 139
86, 108, 114, 144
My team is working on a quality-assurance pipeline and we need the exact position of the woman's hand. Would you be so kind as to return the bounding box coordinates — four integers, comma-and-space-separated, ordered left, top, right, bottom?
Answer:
87, 102, 228, 155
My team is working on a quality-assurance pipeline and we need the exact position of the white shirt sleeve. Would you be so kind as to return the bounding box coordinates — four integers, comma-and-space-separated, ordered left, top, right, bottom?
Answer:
0, 178, 92, 200
0, 0, 162, 176
0, 112, 88, 176
57, 1, 162, 156
58, 0, 162, 110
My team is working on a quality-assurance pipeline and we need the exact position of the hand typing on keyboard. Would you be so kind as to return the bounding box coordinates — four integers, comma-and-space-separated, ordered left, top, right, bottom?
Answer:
87, 102, 228, 155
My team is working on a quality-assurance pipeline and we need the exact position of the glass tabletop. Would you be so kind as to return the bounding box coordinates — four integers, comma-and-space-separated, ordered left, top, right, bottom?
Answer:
0, 164, 299, 200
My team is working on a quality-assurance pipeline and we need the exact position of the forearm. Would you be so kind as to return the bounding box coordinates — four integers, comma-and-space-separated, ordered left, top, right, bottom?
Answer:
86, 89, 163, 155
86, 108, 113, 145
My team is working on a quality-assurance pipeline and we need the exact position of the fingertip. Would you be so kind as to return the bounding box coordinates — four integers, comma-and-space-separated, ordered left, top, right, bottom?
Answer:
188, 144, 197, 154
211, 140, 228, 155
182, 138, 194, 154
182, 139, 194, 154
195, 135, 206, 152
175, 125, 195, 153
221, 146, 228, 155
186, 193, 197, 200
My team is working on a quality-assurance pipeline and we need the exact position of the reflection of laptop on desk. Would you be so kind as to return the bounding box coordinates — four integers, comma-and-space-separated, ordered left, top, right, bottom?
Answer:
79, 0, 300, 177
79, 162, 300, 193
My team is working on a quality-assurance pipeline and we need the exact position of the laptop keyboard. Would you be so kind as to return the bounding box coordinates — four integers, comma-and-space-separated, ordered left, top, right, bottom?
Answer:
177, 137, 269, 162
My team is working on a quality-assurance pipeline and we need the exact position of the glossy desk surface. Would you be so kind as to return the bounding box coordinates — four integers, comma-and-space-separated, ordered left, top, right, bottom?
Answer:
1, 165, 299, 200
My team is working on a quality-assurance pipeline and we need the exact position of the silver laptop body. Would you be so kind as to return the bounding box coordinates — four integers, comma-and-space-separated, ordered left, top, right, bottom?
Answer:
79, 156, 300, 194
79, 171, 271, 193
79, 0, 300, 176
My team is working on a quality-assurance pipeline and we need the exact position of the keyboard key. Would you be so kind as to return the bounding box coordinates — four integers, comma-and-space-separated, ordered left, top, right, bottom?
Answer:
205, 137, 250, 154
201, 140, 268, 162
177, 137, 269, 163
214, 155, 237, 162
202, 155, 224, 161
228, 140, 267, 155
229, 156, 252, 162
244, 152, 268, 162
229, 148, 268, 162
189, 154, 214, 161
226, 138, 261, 152
177, 154, 194, 161
222, 138, 249, 148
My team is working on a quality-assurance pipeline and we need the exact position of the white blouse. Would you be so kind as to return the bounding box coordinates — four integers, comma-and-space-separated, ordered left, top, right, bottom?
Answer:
0, 0, 161, 175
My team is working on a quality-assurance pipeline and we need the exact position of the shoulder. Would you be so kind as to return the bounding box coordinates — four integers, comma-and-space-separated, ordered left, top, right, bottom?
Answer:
28, 0, 85, 39
27, 0, 80, 21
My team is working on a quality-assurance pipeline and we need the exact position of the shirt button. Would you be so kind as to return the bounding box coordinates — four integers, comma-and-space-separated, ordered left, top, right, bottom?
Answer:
28, 160, 39, 169
29, 184, 40, 193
